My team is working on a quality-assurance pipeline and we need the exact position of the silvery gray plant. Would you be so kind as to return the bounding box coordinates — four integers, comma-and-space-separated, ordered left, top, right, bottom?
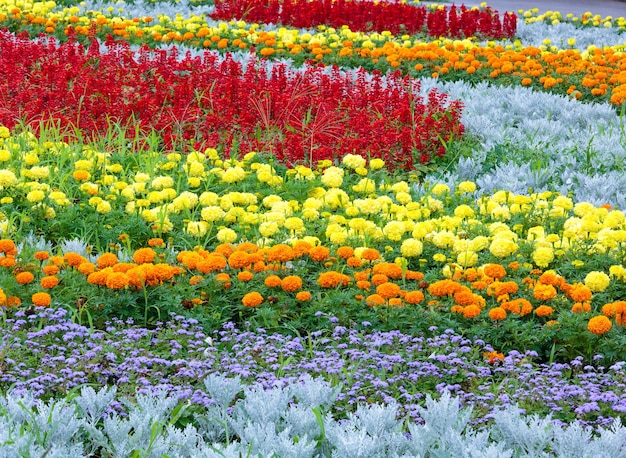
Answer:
1, 376, 626, 457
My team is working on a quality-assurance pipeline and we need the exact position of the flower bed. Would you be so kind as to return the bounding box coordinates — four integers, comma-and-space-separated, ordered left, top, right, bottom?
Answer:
1, 0, 626, 451
210, 0, 517, 39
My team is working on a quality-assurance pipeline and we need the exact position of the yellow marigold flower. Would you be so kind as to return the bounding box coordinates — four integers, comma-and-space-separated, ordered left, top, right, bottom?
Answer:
431, 183, 450, 196
532, 246, 554, 268
584, 271, 610, 292
457, 181, 476, 193
216, 228, 237, 243
489, 237, 519, 258
369, 158, 385, 170
342, 153, 367, 169
32, 292, 51, 307
0, 169, 18, 187
242, 291, 264, 307
400, 238, 423, 257
457, 251, 478, 267
588, 315, 612, 335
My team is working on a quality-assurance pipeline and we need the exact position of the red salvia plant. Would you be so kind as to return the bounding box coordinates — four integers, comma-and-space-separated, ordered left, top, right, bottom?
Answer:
0, 31, 464, 170
210, 0, 517, 39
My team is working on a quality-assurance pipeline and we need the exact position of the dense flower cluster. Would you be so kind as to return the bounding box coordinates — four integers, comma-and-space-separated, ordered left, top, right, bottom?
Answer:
211, 0, 517, 39
0, 33, 463, 165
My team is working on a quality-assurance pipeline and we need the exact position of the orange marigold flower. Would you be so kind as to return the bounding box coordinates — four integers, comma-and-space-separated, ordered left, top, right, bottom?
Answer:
112, 263, 135, 273
97, 253, 118, 269
72, 170, 90, 181
281, 275, 302, 292
266, 244, 294, 263
242, 291, 263, 307
296, 291, 312, 301
405, 270, 424, 281
292, 240, 312, 257
488, 281, 519, 297
588, 315, 612, 335
404, 290, 425, 304
471, 280, 488, 291
197, 254, 227, 273
15, 271, 35, 284
42, 265, 59, 275
361, 248, 380, 261
356, 280, 371, 290
453, 287, 476, 306
389, 298, 403, 307
538, 271, 565, 288
133, 248, 157, 264
373, 262, 403, 279
376, 281, 401, 299
602, 301, 626, 318
568, 282, 593, 302
87, 269, 110, 286
317, 271, 349, 288
34, 251, 49, 261
214, 243, 234, 258
189, 275, 204, 285
489, 307, 507, 321
0, 255, 16, 268
40, 276, 59, 289
264, 274, 282, 288
483, 263, 506, 280
50, 256, 65, 267
450, 305, 464, 313
106, 272, 129, 289
508, 261, 520, 270
347, 256, 363, 268
353, 270, 370, 282
237, 271, 254, 282
237, 242, 259, 253
64, 252, 87, 268
429, 279, 461, 297
484, 351, 504, 364
32, 291, 51, 307
0, 239, 16, 253
365, 293, 386, 307
535, 305, 554, 317
533, 283, 557, 301
371, 274, 388, 285
462, 304, 481, 318
77, 262, 96, 276
309, 246, 331, 262
572, 302, 585, 314
7, 296, 21, 307
148, 237, 165, 247
228, 251, 250, 269
337, 246, 354, 259
215, 272, 231, 288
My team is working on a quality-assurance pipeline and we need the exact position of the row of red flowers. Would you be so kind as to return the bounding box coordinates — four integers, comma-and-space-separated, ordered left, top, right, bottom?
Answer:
211, 0, 517, 39
0, 31, 464, 167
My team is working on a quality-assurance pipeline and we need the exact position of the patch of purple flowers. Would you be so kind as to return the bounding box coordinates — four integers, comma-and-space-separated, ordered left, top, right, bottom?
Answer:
1, 307, 625, 431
